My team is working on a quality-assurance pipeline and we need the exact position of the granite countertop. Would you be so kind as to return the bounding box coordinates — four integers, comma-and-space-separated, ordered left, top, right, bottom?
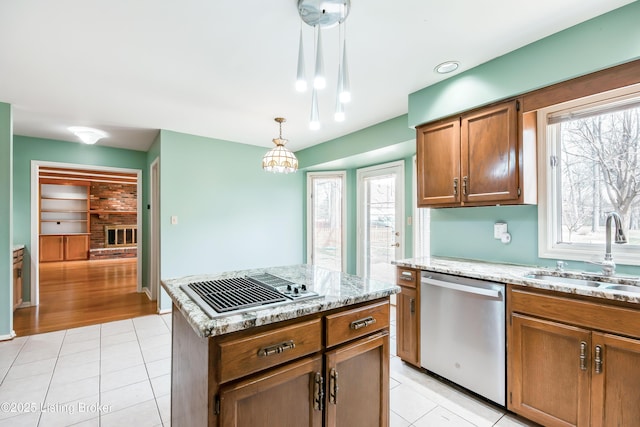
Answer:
13, 244, 25, 251
161, 264, 400, 338
393, 257, 640, 304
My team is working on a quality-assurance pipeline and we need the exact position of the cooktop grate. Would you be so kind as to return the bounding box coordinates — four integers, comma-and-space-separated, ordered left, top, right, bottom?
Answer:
183, 276, 288, 314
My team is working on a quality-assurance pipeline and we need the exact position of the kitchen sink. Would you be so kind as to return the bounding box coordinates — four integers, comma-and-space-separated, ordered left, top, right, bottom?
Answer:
524, 274, 606, 288
601, 284, 640, 293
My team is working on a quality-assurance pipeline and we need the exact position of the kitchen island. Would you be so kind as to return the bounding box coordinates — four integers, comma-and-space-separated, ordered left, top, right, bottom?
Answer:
162, 264, 400, 427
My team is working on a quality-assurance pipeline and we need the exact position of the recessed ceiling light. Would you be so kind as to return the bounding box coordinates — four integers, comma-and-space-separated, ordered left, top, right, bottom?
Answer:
435, 61, 460, 74
68, 126, 107, 145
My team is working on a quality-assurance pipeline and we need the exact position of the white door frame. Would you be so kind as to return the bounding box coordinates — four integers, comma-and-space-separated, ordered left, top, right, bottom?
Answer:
306, 171, 347, 272
356, 160, 405, 277
30, 160, 143, 306
149, 158, 160, 308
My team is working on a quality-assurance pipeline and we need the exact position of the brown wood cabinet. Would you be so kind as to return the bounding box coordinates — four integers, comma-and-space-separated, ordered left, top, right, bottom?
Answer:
171, 298, 391, 427
395, 267, 419, 366
508, 285, 640, 427
13, 248, 24, 311
416, 99, 536, 207
40, 234, 89, 262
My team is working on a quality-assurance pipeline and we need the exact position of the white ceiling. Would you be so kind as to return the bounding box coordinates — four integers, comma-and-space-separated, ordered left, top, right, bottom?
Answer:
0, 0, 634, 152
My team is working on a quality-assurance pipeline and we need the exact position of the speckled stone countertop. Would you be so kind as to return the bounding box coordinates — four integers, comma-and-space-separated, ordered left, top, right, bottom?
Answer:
13, 245, 24, 251
393, 257, 640, 304
161, 264, 400, 338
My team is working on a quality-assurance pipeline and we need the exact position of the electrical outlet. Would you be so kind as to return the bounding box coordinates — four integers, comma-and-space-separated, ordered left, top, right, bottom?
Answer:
171, 216, 178, 225
494, 222, 507, 239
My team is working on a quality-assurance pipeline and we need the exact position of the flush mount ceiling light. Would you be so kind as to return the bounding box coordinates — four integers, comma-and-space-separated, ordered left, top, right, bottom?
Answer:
296, 0, 351, 129
262, 118, 299, 174
68, 126, 107, 145
434, 61, 460, 74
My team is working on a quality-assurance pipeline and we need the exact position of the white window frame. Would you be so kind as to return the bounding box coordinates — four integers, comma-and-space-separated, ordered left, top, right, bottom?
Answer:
306, 171, 347, 272
537, 83, 640, 266
412, 154, 430, 259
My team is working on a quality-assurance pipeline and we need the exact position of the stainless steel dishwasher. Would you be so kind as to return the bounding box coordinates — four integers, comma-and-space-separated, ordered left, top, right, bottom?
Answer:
420, 271, 506, 406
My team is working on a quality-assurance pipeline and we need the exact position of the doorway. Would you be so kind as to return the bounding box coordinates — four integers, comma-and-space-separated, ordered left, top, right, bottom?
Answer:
15, 161, 153, 335
356, 161, 405, 284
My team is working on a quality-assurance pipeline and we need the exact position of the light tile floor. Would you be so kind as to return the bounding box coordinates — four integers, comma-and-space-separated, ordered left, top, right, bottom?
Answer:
0, 310, 538, 427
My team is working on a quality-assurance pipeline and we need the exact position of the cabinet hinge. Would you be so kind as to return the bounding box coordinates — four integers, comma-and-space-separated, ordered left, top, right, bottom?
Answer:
516, 100, 520, 111
214, 395, 220, 415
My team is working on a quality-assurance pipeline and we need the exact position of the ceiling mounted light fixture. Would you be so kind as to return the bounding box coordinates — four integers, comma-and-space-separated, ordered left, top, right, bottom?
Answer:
296, 0, 351, 129
68, 126, 107, 145
262, 118, 298, 174
435, 61, 460, 74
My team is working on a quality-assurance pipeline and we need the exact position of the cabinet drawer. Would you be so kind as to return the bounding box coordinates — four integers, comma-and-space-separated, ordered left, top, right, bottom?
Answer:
325, 300, 390, 348
396, 268, 417, 288
217, 318, 322, 384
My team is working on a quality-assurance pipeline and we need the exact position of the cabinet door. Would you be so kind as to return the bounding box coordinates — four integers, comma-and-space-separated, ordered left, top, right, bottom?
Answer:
416, 118, 460, 206
40, 235, 64, 262
509, 314, 591, 427
13, 261, 23, 311
325, 332, 389, 427
460, 100, 518, 204
590, 332, 640, 427
219, 355, 323, 427
396, 285, 419, 366
65, 235, 89, 260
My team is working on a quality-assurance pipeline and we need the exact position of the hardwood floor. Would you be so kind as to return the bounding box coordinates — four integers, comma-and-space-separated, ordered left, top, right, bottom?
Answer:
13, 258, 157, 336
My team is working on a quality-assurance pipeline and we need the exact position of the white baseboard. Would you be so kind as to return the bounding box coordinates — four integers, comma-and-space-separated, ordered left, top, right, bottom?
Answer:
0, 330, 17, 341
18, 301, 32, 308
143, 287, 152, 300
158, 308, 172, 315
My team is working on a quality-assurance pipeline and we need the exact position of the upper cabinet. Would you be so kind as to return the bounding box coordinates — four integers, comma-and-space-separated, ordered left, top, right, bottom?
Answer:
416, 99, 536, 208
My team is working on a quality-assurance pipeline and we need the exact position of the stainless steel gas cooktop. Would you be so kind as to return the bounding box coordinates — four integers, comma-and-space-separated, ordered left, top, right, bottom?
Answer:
180, 273, 320, 318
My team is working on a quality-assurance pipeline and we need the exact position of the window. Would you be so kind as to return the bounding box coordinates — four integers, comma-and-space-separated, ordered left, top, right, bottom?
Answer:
538, 85, 640, 265
307, 172, 346, 272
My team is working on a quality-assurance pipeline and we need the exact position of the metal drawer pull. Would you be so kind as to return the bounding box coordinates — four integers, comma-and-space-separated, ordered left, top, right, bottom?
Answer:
313, 372, 324, 411
400, 271, 413, 281
594, 345, 603, 374
329, 368, 338, 404
410, 298, 415, 314
579, 341, 587, 371
453, 177, 459, 196
257, 340, 295, 357
350, 316, 376, 330
462, 176, 468, 195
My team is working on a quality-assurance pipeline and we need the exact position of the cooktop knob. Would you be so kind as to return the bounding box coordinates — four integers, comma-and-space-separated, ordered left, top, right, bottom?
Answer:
301, 284, 307, 291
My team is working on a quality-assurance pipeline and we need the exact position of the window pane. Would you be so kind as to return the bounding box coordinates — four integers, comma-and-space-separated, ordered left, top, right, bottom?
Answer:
554, 102, 640, 246
311, 176, 343, 271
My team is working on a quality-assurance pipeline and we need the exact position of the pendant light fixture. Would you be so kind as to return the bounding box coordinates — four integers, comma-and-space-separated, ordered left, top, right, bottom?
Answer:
295, 25, 307, 92
262, 118, 298, 174
296, 0, 351, 129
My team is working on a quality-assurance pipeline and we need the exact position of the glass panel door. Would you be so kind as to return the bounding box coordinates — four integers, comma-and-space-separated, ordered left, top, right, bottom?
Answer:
307, 172, 346, 272
357, 162, 404, 283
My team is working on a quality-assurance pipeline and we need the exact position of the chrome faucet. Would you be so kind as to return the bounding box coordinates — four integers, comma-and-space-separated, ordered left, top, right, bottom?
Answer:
592, 212, 627, 276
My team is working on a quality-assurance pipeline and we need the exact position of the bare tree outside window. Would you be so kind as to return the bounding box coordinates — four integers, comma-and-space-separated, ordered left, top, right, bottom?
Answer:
556, 106, 640, 245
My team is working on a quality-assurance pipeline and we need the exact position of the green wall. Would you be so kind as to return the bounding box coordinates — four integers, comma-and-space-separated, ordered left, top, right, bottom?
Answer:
0, 103, 12, 337
409, 2, 640, 127
157, 130, 304, 310
12, 136, 149, 303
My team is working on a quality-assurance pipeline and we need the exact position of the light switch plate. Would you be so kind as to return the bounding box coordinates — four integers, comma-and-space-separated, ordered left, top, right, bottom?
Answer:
171, 215, 178, 225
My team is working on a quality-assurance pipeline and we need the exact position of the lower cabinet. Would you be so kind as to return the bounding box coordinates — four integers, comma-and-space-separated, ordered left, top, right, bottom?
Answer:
325, 333, 389, 427
13, 248, 24, 311
172, 298, 391, 427
40, 234, 89, 262
508, 285, 640, 427
395, 267, 420, 366
219, 356, 323, 427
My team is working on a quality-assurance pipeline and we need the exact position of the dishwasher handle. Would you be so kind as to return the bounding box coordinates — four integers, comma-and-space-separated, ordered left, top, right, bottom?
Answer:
421, 276, 502, 298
